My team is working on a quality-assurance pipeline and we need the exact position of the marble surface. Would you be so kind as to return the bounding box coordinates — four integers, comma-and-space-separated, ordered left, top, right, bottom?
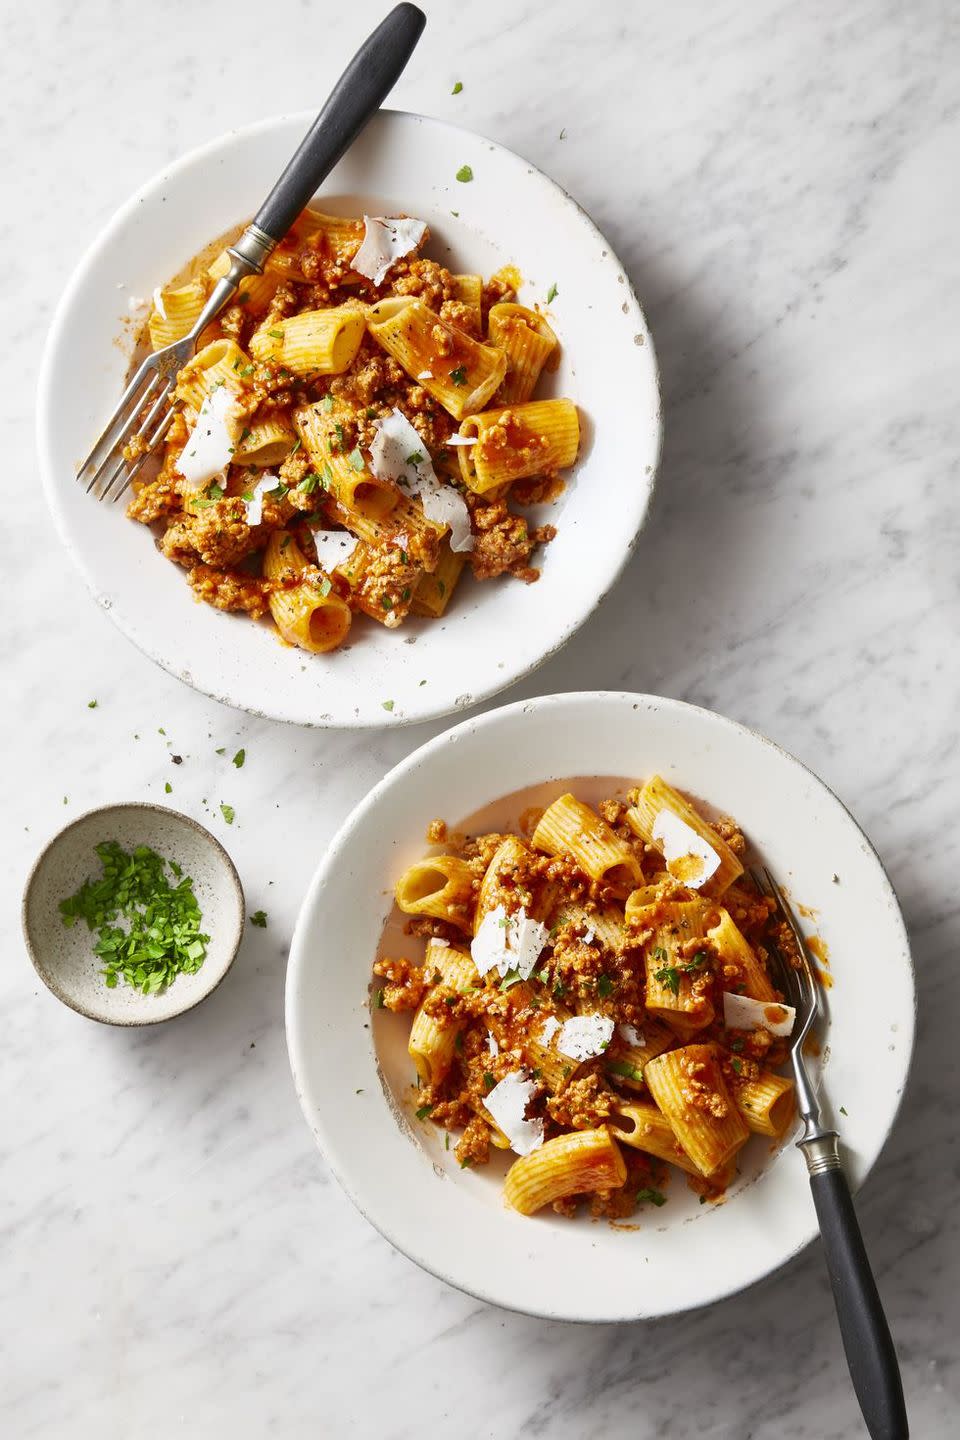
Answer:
3, 0, 957, 1434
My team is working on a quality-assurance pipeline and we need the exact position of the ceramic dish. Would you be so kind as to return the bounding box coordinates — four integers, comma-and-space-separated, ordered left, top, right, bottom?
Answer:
36, 111, 661, 728
23, 802, 244, 1025
286, 691, 915, 1321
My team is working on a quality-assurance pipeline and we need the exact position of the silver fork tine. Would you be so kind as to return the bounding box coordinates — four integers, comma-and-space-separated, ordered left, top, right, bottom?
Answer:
110, 406, 178, 503
98, 379, 174, 502
80, 358, 161, 490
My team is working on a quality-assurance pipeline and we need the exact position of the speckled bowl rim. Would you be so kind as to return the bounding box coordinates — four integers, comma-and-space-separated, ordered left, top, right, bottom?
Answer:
36, 108, 662, 730
22, 801, 245, 1026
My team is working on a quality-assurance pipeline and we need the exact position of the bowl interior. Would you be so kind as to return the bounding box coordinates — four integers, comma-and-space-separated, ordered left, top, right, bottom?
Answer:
38, 112, 661, 727
24, 804, 244, 1025
286, 692, 915, 1321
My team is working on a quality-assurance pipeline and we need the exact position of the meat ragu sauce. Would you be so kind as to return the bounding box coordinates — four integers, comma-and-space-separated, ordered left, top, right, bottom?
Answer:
373, 776, 808, 1221
125, 209, 579, 654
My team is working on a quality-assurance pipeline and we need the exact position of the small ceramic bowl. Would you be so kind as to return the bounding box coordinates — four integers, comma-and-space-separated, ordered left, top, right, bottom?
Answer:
23, 802, 244, 1025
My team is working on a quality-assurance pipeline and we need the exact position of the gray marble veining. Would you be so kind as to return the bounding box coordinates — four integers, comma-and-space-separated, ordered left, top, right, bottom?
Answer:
2, 0, 958, 1435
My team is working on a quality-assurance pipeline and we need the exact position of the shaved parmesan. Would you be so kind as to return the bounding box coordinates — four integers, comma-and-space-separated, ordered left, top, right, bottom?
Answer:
470, 904, 548, 981
538, 1015, 561, 1047
369, 408, 473, 552
582, 927, 595, 946
652, 809, 721, 889
723, 992, 796, 1037
483, 1071, 543, 1156
417, 369, 433, 380
487, 1032, 499, 1057
243, 472, 280, 527
618, 1023, 645, 1048
557, 1013, 615, 1061
178, 385, 240, 490
443, 434, 477, 446
152, 286, 167, 321
311, 528, 358, 571
352, 215, 427, 285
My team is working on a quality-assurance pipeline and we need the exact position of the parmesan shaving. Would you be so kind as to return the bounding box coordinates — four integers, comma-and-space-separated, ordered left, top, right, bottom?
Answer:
618, 1023, 645, 1048
556, 1013, 615, 1061
723, 991, 796, 1037
311, 528, 358, 571
483, 1071, 544, 1156
538, 1016, 561, 1047
152, 286, 168, 321
351, 215, 427, 285
470, 904, 548, 981
417, 369, 433, 380
243, 472, 279, 527
369, 408, 473, 552
652, 809, 721, 889
487, 1032, 499, 1057
443, 434, 478, 446
178, 386, 240, 490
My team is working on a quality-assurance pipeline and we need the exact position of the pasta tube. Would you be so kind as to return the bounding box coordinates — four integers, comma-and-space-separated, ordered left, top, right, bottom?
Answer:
149, 280, 208, 350
394, 855, 475, 931
250, 306, 366, 377
532, 793, 641, 892
487, 303, 558, 404
707, 908, 777, 1002
626, 776, 743, 895
234, 413, 297, 467
504, 1128, 627, 1215
262, 531, 351, 654
733, 1069, 795, 1138
408, 940, 479, 1086
457, 400, 579, 495
175, 338, 249, 412
366, 297, 506, 419
410, 540, 467, 618
644, 1043, 749, 1177
294, 402, 399, 521
610, 1101, 701, 1175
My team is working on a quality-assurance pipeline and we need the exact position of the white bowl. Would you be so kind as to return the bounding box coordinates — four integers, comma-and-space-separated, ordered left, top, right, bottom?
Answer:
37, 111, 661, 728
286, 691, 915, 1321
22, 802, 244, 1025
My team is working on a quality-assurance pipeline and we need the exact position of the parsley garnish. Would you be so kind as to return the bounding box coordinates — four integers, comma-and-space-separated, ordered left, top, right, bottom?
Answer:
299, 472, 320, 494
449, 365, 467, 386
87, 700, 98, 709
415, 1103, 434, 1120
839, 1105, 848, 1116
239, 365, 255, 377
193, 482, 224, 508
654, 964, 682, 997
499, 970, 523, 991
406, 450, 424, 465
220, 803, 235, 825
607, 1059, 643, 1082
483, 1072, 495, 1089
59, 841, 209, 994
451, 81, 463, 95
232, 749, 245, 768
267, 328, 284, 340
636, 1187, 667, 1207
546, 282, 558, 303
321, 395, 334, 412
455, 165, 473, 183
317, 577, 333, 598
382, 699, 395, 712
597, 974, 616, 997
250, 910, 268, 928
164, 782, 172, 794
374, 988, 385, 1008
731, 1057, 743, 1075
348, 447, 365, 471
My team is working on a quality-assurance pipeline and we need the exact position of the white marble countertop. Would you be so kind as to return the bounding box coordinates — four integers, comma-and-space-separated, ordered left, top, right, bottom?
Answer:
3, 1, 957, 1435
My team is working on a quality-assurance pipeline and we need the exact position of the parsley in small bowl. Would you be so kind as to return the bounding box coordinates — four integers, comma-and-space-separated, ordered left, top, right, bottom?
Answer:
22, 802, 245, 1025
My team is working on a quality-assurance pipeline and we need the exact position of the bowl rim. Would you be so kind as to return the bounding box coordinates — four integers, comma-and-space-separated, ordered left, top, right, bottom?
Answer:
35, 109, 663, 730
285, 689, 916, 1320
22, 800, 245, 1026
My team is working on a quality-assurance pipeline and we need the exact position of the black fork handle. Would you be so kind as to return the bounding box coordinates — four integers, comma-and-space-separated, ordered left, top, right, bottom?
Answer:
253, 3, 426, 242
810, 1166, 908, 1439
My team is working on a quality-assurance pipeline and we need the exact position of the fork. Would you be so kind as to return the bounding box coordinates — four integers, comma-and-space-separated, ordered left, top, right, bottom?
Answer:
78, 2, 426, 503
755, 867, 908, 1440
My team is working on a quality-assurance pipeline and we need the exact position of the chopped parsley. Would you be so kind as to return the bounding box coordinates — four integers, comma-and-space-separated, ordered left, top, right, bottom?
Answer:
299, 472, 320, 494
87, 700, 98, 709
499, 970, 523, 991
597, 974, 616, 997
546, 282, 559, 303
374, 988, 385, 1008
382, 699, 395, 712
193, 481, 224, 508
731, 1057, 743, 1075
451, 81, 463, 95
317, 577, 333, 598
232, 749, 245, 768
449, 365, 467, 386
483, 1072, 495, 1089
607, 1059, 643, 1082
220, 803, 235, 825
636, 1187, 667, 1207
239, 364, 255, 377
321, 395, 334, 412
415, 1103, 434, 1120
455, 164, 473, 183
348, 447, 365, 472
59, 840, 209, 994
250, 910, 268, 928
164, 782, 172, 794
653, 964, 682, 997
839, 1105, 848, 1116
406, 450, 424, 465
267, 328, 284, 340
215, 747, 226, 755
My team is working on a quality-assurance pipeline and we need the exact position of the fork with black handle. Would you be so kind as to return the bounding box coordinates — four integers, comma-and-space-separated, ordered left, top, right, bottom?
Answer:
79, 2, 426, 502
756, 867, 909, 1440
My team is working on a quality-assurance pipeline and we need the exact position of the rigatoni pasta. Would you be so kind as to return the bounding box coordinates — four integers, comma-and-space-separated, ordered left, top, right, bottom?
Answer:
125, 205, 582, 655
372, 777, 805, 1219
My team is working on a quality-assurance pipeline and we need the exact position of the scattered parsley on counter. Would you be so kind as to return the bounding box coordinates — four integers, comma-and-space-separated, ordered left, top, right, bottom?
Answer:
546, 282, 558, 303
59, 840, 209, 994
839, 1105, 848, 1116
415, 1103, 435, 1120
250, 910, 268, 928
232, 749, 245, 769
87, 700, 98, 709
164, 782, 172, 794
455, 164, 473, 183
220, 803, 235, 824
451, 81, 463, 95
215, 747, 226, 755
382, 699, 395, 712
